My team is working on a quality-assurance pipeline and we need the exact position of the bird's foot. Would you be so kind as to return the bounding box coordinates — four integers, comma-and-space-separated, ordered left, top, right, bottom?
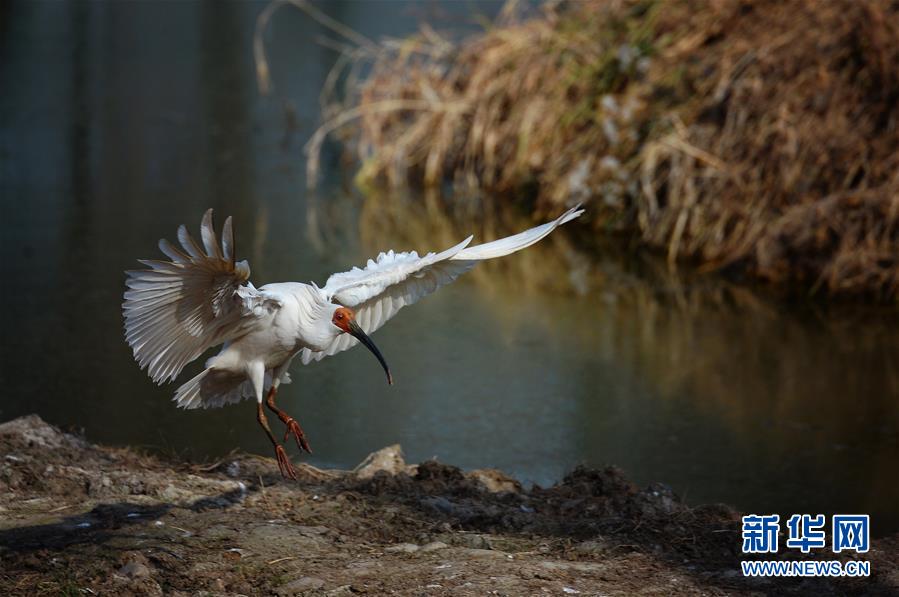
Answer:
274, 445, 298, 481
283, 417, 312, 454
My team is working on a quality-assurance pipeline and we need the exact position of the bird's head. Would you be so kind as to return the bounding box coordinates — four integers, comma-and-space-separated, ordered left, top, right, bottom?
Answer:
330, 306, 393, 385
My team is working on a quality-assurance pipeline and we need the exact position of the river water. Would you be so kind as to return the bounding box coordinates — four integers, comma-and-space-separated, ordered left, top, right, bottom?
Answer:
2, 1, 897, 535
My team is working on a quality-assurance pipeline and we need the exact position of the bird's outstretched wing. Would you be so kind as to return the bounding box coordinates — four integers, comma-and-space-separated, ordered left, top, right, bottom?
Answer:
300, 205, 584, 364
123, 209, 281, 384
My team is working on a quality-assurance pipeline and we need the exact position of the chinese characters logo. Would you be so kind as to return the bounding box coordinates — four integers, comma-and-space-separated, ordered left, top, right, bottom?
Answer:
741, 513, 869, 554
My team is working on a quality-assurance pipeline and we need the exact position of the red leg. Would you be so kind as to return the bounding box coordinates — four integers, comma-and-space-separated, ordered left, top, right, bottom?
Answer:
266, 386, 312, 454
256, 401, 297, 480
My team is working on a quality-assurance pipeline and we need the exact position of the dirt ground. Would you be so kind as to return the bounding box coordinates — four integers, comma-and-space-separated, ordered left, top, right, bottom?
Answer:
1, 416, 896, 596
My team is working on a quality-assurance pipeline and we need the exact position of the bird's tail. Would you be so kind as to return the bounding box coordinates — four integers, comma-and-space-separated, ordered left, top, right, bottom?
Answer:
173, 368, 247, 410
173, 367, 292, 409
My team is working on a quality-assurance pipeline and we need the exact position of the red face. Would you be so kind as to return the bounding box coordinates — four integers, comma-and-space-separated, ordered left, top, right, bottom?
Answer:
331, 307, 355, 333
330, 305, 393, 385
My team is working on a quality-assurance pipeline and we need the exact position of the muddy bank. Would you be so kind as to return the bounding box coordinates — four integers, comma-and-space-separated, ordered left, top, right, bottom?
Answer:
1, 415, 896, 595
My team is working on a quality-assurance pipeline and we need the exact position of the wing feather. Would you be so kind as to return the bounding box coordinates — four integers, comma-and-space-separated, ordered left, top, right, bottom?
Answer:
300, 205, 583, 364
158, 239, 191, 264
177, 225, 205, 260
123, 209, 279, 384
200, 209, 224, 260
451, 205, 584, 260
221, 216, 235, 263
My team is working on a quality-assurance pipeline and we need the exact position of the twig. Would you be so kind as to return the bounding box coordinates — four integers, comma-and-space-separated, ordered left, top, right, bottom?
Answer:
254, 0, 377, 95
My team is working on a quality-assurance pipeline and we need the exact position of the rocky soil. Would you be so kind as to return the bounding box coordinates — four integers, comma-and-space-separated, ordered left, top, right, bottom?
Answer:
1, 415, 896, 596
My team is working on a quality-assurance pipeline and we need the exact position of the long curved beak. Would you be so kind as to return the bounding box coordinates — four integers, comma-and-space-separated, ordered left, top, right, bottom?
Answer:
348, 320, 393, 385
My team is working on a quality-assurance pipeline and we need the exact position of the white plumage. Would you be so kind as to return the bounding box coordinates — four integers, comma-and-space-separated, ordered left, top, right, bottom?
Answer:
123, 205, 583, 478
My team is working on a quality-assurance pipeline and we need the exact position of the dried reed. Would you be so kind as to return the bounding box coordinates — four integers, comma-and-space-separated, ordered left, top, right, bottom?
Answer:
261, 0, 899, 298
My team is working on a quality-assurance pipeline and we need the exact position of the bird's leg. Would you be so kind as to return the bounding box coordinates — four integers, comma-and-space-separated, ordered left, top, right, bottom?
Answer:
265, 386, 312, 454
256, 401, 297, 480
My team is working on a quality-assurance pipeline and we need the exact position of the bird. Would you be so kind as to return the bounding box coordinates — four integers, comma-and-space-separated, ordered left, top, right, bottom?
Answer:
123, 205, 584, 479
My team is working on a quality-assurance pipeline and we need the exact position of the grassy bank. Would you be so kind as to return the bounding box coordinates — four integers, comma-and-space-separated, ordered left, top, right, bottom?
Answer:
305, 0, 899, 299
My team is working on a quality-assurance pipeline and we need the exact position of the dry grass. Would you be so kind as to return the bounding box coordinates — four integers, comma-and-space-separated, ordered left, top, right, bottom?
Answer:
265, 0, 899, 298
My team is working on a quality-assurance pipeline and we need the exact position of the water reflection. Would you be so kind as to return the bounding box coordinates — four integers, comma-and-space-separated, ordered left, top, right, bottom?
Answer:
0, 0, 896, 535
317, 190, 899, 532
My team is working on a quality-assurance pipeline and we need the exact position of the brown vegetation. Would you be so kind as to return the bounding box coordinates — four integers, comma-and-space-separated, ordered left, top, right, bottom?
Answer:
305, 0, 899, 299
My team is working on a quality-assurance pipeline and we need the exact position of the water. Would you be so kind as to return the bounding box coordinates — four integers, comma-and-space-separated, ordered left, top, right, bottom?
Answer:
1, 1, 897, 535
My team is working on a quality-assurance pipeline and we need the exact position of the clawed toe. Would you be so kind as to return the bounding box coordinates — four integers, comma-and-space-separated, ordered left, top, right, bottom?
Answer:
274, 445, 298, 481
284, 418, 313, 454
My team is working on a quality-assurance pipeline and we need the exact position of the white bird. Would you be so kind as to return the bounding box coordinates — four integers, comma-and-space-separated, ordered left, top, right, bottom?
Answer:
123, 206, 584, 479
